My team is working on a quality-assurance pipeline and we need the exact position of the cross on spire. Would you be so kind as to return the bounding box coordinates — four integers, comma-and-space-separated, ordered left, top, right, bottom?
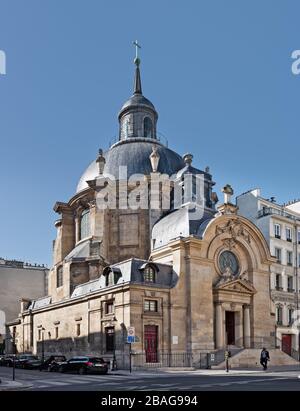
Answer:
133, 40, 141, 58
133, 40, 141, 66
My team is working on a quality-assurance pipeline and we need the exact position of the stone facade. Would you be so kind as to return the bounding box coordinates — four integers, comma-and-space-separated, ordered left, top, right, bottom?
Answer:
237, 189, 300, 356
0, 259, 48, 353
6, 60, 289, 368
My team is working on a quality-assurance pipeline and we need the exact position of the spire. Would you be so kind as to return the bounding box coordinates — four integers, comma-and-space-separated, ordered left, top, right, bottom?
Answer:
133, 40, 142, 95
134, 64, 142, 95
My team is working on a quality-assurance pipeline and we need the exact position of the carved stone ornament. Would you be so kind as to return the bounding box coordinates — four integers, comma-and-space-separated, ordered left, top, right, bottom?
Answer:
222, 238, 236, 250
215, 219, 251, 244
149, 145, 160, 173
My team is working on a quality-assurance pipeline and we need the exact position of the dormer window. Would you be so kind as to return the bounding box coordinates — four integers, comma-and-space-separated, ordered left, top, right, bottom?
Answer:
103, 267, 121, 287
144, 265, 156, 283
106, 269, 114, 287
80, 209, 90, 240
143, 117, 153, 138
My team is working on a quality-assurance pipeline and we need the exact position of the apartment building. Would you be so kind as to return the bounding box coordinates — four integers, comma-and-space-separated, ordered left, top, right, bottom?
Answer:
237, 189, 300, 357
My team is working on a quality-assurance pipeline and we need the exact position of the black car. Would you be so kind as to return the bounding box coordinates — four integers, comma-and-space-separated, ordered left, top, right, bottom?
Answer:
1, 355, 16, 367
40, 355, 67, 372
58, 356, 108, 375
16, 354, 41, 369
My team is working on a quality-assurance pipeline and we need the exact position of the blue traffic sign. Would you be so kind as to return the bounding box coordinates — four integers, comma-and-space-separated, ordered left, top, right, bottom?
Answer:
127, 335, 135, 343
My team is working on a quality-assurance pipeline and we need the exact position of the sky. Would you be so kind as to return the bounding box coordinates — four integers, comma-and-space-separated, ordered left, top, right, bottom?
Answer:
0, 0, 299, 266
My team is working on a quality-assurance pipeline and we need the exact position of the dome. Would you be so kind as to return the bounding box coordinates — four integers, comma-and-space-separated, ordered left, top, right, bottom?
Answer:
76, 138, 185, 193
119, 94, 156, 114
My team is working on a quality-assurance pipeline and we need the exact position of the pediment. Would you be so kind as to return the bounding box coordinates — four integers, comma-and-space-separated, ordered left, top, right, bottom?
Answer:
214, 278, 256, 294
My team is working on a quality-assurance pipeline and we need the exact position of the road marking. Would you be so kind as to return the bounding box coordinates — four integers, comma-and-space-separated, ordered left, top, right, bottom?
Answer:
37, 380, 69, 386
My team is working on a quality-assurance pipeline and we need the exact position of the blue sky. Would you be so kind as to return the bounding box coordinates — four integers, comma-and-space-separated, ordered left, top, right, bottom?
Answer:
0, 0, 299, 266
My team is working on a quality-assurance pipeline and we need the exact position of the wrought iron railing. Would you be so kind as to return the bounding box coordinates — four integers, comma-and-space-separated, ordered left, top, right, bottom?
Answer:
258, 207, 300, 222
131, 352, 193, 370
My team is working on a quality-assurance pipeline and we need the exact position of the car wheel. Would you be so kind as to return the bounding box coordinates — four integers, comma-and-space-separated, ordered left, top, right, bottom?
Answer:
78, 367, 86, 375
47, 366, 52, 372
58, 366, 64, 373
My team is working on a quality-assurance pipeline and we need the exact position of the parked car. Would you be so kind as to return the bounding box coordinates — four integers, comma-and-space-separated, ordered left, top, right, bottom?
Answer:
1, 355, 16, 367
40, 355, 67, 372
0, 355, 5, 366
16, 354, 41, 369
58, 356, 108, 375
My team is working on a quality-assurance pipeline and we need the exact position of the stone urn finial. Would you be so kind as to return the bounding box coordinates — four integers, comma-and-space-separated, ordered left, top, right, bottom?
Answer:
96, 148, 106, 175
183, 153, 193, 166
222, 184, 234, 204
149, 145, 160, 173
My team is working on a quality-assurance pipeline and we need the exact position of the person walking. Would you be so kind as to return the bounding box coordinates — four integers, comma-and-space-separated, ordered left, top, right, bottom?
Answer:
260, 347, 270, 370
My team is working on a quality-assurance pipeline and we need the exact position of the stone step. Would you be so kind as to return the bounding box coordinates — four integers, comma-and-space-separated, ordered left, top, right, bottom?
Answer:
214, 349, 299, 369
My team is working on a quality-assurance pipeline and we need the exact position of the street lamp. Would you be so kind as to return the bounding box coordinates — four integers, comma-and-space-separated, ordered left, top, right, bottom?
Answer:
10, 336, 17, 381
112, 316, 117, 371
41, 327, 45, 364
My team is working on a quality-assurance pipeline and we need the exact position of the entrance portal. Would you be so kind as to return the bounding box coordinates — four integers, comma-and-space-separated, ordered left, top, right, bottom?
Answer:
225, 311, 235, 345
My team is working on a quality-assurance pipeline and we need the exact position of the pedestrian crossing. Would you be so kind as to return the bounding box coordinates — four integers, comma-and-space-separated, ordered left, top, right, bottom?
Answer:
24, 373, 130, 390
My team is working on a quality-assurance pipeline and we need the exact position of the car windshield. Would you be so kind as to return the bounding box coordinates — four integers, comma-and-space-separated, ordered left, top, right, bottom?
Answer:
20, 355, 38, 360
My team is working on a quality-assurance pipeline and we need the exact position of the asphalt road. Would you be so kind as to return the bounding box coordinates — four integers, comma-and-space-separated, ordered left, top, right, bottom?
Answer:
1, 366, 300, 391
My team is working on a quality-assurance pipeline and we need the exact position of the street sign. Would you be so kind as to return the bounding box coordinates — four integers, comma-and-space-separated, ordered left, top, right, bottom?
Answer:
127, 326, 135, 344
127, 326, 135, 337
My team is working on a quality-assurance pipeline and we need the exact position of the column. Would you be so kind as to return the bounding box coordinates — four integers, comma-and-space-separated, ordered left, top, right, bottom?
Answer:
243, 304, 251, 348
215, 303, 224, 349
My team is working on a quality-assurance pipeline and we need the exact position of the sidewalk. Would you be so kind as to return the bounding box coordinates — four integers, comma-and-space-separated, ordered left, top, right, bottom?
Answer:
0, 378, 32, 391
110, 364, 300, 377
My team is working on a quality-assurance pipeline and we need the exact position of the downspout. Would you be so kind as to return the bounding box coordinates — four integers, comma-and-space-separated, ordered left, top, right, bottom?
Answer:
294, 223, 299, 360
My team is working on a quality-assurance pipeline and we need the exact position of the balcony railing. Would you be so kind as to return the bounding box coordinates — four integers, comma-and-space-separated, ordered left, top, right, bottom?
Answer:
258, 207, 300, 222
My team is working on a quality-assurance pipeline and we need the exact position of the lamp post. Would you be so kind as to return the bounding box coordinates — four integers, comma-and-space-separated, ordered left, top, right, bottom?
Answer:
10, 336, 16, 381
112, 317, 117, 371
41, 327, 45, 364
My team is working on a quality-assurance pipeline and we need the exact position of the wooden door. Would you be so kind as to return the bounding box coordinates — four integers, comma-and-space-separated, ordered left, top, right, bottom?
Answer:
282, 334, 292, 356
144, 325, 158, 363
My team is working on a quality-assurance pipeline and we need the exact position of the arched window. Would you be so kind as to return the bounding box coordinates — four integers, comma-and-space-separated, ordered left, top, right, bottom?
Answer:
104, 267, 121, 287
143, 117, 153, 138
80, 209, 90, 240
144, 265, 156, 283
56, 266, 63, 288
288, 308, 294, 326
106, 269, 115, 287
276, 306, 283, 325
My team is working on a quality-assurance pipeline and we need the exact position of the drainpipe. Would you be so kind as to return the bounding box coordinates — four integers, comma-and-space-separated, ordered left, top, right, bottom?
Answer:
294, 223, 300, 360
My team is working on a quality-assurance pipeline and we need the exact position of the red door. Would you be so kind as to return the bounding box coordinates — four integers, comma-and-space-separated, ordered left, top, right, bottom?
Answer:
144, 325, 158, 363
282, 334, 292, 356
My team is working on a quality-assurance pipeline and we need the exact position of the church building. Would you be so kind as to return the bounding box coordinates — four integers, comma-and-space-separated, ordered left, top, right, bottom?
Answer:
8, 51, 295, 368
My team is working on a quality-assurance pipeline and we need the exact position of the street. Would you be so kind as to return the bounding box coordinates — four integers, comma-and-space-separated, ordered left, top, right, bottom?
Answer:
1, 366, 300, 391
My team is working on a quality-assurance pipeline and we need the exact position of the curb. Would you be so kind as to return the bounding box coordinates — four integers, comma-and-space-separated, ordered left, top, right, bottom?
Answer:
0, 379, 33, 391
